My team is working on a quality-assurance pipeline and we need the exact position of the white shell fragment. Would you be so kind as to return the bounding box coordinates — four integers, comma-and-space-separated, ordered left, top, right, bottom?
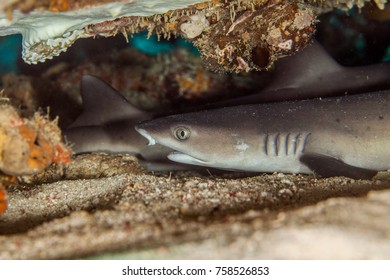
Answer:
180, 12, 210, 39
0, 0, 208, 64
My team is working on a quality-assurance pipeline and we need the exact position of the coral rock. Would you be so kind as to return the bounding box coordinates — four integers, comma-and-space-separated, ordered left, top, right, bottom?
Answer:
0, 102, 71, 176
0, 0, 387, 72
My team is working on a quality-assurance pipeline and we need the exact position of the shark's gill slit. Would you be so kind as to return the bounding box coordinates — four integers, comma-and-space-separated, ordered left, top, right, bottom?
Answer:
285, 133, 290, 156
302, 133, 311, 153
275, 133, 281, 156
293, 133, 301, 155
263, 133, 269, 156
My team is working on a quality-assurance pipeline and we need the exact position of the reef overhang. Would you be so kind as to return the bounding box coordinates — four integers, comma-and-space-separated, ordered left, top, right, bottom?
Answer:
0, 0, 387, 72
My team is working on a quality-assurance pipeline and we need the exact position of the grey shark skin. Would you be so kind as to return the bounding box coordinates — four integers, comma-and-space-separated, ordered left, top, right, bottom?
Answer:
135, 91, 390, 179
216, 41, 390, 106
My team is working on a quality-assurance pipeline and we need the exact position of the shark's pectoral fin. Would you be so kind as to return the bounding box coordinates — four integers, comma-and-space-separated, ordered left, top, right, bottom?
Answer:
300, 153, 378, 180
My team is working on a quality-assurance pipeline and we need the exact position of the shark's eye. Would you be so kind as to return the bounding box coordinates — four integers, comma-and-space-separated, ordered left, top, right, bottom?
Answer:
174, 127, 191, 140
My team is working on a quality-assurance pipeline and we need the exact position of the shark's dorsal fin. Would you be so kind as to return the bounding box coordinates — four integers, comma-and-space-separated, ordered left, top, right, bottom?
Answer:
69, 75, 147, 127
300, 153, 378, 180
267, 41, 343, 91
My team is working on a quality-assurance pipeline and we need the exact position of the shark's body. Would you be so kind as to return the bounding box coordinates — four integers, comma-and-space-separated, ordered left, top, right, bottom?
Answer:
65, 41, 390, 174
136, 91, 390, 179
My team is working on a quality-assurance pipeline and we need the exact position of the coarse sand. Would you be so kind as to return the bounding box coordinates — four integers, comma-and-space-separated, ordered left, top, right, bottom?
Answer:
1, 153, 389, 259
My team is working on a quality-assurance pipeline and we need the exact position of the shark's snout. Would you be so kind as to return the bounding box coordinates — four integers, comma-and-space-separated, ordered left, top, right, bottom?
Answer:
135, 126, 156, 146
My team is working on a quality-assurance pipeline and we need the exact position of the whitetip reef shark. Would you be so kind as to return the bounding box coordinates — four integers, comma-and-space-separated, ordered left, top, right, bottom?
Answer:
135, 91, 390, 179
65, 41, 390, 175
65, 75, 179, 171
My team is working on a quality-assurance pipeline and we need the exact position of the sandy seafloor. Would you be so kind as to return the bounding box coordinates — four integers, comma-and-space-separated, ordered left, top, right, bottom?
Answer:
0, 153, 389, 259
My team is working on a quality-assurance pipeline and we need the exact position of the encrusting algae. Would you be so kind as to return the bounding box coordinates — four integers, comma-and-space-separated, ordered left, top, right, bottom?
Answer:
72, 0, 317, 72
